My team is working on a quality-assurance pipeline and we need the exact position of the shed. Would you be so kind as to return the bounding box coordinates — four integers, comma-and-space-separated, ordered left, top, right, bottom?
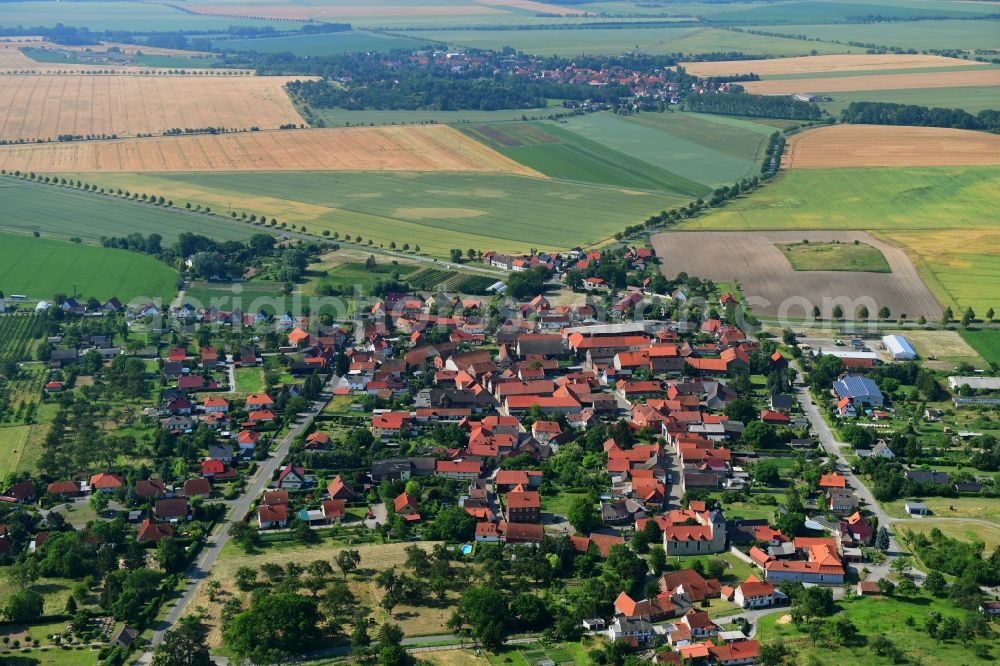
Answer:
882, 335, 916, 361
904, 502, 929, 515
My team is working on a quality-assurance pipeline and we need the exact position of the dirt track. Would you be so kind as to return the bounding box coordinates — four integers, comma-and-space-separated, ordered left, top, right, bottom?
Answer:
0, 125, 541, 176
784, 125, 1000, 168
682, 54, 981, 77
651, 230, 942, 320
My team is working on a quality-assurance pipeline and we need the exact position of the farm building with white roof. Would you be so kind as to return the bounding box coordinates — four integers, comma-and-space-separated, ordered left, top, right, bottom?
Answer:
882, 335, 916, 361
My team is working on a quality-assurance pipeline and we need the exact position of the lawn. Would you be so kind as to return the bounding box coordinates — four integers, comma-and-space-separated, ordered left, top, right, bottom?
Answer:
541, 491, 588, 517
819, 86, 1000, 116
0, 177, 258, 245
895, 519, 1000, 552
882, 497, 1000, 523
234, 367, 266, 395
461, 121, 708, 196
211, 30, 429, 55
0, 646, 100, 665
960, 329, 1000, 366
68, 171, 690, 257
777, 241, 891, 273
679, 166, 1000, 313
0, 426, 31, 477
0, 578, 75, 617
0, 233, 177, 303
756, 592, 996, 665
311, 260, 420, 295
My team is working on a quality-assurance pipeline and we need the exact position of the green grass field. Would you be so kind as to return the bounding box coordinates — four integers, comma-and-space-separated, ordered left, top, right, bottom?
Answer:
819, 86, 1000, 116
183, 280, 284, 311
779, 241, 891, 272
678, 167, 1000, 313
0, 1, 302, 30
0, 178, 259, 245
570, 111, 773, 186
69, 171, 690, 256
709, 0, 994, 23
896, 519, 1000, 552
399, 25, 860, 56
960, 329, 1000, 366
0, 233, 176, 303
234, 367, 266, 395
883, 497, 1000, 523
311, 260, 420, 294
756, 19, 1000, 50
461, 121, 709, 195
756, 592, 996, 665
21, 48, 221, 69
212, 30, 430, 55
307, 106, 569, 127
0, 426, 31, 477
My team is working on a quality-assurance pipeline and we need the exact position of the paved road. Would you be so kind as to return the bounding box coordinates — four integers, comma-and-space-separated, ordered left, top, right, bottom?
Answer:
143, 375, 340, 654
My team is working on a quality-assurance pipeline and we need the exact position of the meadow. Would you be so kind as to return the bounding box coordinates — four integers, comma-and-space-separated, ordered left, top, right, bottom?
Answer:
896, 519, 1000, 552
960, 330, 1000, 366
398, 25, 860, 56
778, 241, 891, 273
306, 106, 569, 127
756, 19, 1000, 50
0, 177, 258, 244
883, 497, 1000, 523
183, 280, 286, 311
676, 167, 999, 312
460, 121, 709, 195
0, 233, 177, 303
211, 29, 430, 55
756, 592, 996, 665
66, 170, 690, 256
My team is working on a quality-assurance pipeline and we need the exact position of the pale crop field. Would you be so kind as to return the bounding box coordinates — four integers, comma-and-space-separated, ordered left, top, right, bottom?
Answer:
740, 68, 1000, 94
0, 75, 308, 141
0, 125, 541, 175
784, 125, 1000, 169
682, 53, 981, 77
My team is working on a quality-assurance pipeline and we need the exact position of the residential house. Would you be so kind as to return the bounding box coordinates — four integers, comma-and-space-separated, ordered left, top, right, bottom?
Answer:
327, 475, 359, 501
258, 504, 288, 529
153, 498, 189, 522
275, 465, 308, 490
733, 576, 785, 608
183, 478, 211, 499
833, 374, 884, 409
136, 519, 173, 543
393, 492, 421, 522
505, 488, 541, 523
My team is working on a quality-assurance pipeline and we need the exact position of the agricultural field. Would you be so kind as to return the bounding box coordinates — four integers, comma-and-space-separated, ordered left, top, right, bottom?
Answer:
460, 121, 707, 194
902, 329, 987, 368
398, 25, 861, 56
0, 233, 177, 303
0, 177, 258, 244
960, 329, 1000, 366
65, 170, 690, 257
885, 229, 1000, 315
818, 86, 1000, 116
740, 68, 1000, 95
682, 53, 984, 77
211, 29, 430, 55
652, 230, 942, 320
883, 497, 1000, 523
674, 166, 999, 313
756, 593, 996, 666
182, 280, 285, 311
755, 19, 1000, 51
0, 75, 308, 142
0, 126, 539, 176
0, 1, 302, 30
778, 240, 891, 273
783, 125, 1000, 169
305, 106, 569, 127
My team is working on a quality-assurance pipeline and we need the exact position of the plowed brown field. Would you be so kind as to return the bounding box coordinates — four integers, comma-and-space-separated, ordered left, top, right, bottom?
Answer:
0, 75, 307, 141
784, 125, 1000, 169
740, 69, 1000, 94
651, 230, 942, 320
0, 125, 542, 175
683, 54, 982, 77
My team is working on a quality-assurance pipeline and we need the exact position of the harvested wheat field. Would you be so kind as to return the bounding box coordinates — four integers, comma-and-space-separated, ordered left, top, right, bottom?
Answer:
683, 54, 982, 77
741, 69, 1000, 94
784, 125, 1000, 169
0, 75, 308, 141
651, 230, 942, 320
0, 125, 542, 175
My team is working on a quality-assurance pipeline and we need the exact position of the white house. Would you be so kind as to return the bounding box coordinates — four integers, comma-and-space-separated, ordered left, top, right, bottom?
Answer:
733, 578, 786, 608
882, 335, 916, 361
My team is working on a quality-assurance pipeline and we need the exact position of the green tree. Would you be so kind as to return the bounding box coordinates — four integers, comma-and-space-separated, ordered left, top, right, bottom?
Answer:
152, 616, 212, 666
962, 307, 976, 327
3, 589, 43, 623
832, 304, 844, 320
724, 397, 757, 424
336, 549, 361, 578
224, 593, 321, 664
567, 496, 600, 534
924, 570, 947, 596
449, 586, 508, 652
229, 521, 260, 553
156, 538, 187, 574
878, 306, 891, 320
449, 249, 463, 263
